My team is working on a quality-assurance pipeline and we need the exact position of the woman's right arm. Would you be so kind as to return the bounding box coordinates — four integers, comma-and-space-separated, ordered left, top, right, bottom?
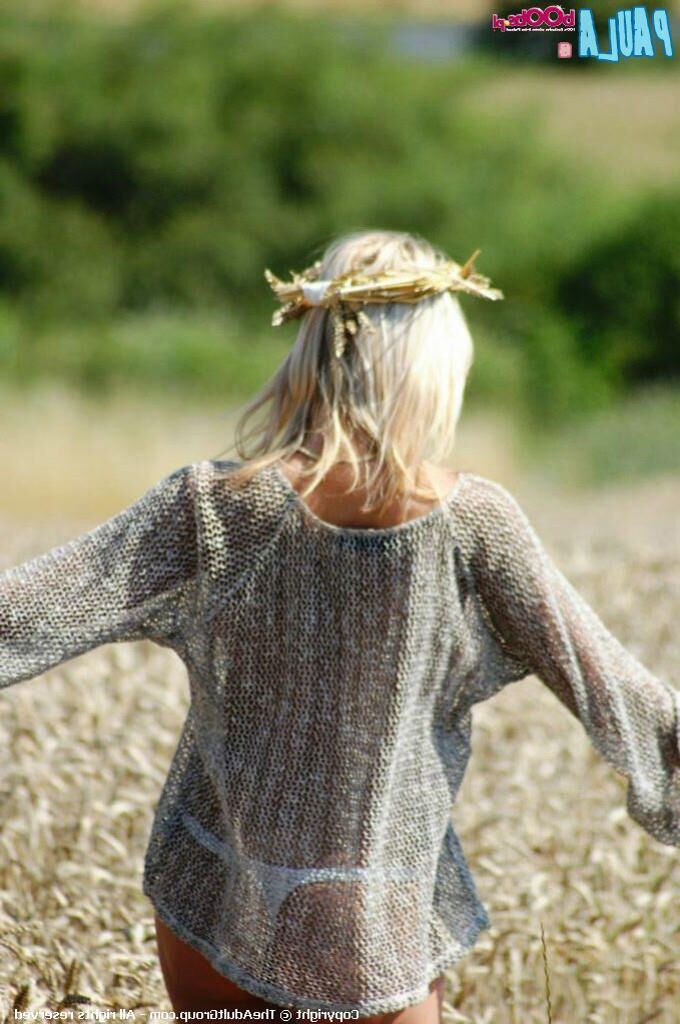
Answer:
0, 464, 199, 689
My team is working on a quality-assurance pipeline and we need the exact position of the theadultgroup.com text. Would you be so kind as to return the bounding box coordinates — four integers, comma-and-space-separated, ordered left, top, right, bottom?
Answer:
147, 1012, 360, 1021
13, 1011, 360, 1022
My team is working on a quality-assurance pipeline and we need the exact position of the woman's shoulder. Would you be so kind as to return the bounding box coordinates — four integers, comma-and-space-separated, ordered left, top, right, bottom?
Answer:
455, 470, 525, 516
185, 458, 289, 528
192, 457, 242, 476
178, 458, 246, 492
451, 471, 537, 551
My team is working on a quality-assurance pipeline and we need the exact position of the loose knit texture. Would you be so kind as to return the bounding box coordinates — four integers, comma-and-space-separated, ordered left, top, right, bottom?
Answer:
1, 459, 679, 1014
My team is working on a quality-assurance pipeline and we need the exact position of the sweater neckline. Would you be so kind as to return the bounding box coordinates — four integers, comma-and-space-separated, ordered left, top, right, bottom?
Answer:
270, 462, 466, 537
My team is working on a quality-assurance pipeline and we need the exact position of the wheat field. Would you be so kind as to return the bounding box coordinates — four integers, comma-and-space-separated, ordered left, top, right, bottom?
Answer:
0, 387, 679, 1022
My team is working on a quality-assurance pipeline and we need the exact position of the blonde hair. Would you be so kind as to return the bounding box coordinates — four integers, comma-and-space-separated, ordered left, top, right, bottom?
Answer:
215, 229, 475, 514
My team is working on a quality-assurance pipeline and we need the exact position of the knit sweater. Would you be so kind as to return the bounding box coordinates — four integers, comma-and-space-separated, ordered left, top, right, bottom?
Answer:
1, 459, 679, 1014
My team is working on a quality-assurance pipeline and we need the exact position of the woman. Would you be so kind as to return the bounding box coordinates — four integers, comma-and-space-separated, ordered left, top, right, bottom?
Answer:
1, 230, 678, 1022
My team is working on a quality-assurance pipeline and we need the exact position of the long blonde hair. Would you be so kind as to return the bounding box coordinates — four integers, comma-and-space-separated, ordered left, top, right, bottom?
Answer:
215, 229, 475, 514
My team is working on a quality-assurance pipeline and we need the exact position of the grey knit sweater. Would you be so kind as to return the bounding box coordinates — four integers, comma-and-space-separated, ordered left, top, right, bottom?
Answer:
1, 459, 679, 1014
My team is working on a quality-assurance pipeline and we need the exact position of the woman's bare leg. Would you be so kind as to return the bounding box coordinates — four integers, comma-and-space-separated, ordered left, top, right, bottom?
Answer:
154, 912, 445, 1023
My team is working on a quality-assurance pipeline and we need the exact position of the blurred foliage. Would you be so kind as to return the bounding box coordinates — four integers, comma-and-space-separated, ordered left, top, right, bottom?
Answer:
555, 190, 680, 387
0, 4, 597, 317
0, 3, 677, 425
0, 301, 289, 397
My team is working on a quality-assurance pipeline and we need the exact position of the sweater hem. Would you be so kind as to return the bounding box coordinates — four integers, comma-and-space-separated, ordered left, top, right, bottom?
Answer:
146, 889, 488, 1014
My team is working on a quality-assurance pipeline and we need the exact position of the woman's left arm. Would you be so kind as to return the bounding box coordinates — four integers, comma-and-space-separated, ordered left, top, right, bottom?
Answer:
0, 464, 198, 689
469, 477, 680, 847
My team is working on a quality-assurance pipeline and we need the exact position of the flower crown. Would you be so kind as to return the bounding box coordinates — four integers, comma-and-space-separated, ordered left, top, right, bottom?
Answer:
264, 249, 503, 357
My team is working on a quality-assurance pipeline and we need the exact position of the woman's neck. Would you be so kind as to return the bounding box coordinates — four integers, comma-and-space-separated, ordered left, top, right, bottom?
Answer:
279, 437, 455, 530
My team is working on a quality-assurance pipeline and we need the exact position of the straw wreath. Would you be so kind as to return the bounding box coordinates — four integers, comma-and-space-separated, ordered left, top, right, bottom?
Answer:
264, 249, 503, 357
265, 249, 502, 321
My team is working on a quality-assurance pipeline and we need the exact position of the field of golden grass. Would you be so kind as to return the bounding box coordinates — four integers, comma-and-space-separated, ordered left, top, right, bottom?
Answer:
1, 387, 679, 1021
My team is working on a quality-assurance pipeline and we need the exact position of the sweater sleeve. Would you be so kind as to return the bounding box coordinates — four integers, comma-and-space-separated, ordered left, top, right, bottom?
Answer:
469, 476, 680, 847
0, 464, 198, 689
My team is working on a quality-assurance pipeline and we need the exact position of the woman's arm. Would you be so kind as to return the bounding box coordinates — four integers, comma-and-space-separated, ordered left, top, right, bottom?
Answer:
468, 476, 680, 846
0, 464, 198, 689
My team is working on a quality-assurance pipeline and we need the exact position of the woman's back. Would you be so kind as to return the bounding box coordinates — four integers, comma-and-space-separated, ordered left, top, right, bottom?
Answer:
142, 457, 494, 1010
276, 453, 460, 531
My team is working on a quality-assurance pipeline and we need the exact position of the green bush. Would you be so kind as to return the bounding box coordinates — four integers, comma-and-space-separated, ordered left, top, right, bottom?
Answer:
0, 311, 290, 397
554, 190, 680, 385
0, 2, 672, 420
0, 4, 605, 327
